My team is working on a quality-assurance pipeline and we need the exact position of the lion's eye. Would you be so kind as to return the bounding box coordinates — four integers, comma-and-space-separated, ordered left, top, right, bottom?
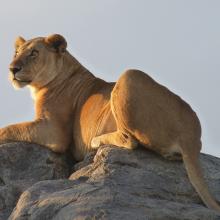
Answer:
14, 51, 18, 58
29, 49, 38, 58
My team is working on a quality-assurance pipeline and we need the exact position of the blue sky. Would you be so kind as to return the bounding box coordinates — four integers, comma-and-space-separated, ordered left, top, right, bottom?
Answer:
0, 0, 220, 156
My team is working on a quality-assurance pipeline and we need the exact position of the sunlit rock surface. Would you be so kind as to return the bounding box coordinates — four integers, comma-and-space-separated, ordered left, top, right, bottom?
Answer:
6, 144, 220, 220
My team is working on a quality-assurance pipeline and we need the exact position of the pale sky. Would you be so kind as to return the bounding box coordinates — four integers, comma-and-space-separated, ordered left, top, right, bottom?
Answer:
0, 0, 220, 157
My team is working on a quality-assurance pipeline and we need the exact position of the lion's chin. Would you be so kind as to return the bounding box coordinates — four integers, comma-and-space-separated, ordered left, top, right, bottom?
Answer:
12, 79, 31, 89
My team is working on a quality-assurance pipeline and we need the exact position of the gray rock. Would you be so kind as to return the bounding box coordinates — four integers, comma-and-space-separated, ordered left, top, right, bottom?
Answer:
0, 142, 72, 220
9, 145, 220, 220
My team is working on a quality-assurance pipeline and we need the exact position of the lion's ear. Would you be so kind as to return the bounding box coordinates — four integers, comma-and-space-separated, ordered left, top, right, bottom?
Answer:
15, 36, 26, 49
45, 34, 67, 53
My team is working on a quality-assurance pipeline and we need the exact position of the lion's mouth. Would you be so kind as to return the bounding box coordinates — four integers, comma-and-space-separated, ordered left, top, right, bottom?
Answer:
13, 78, 32, 83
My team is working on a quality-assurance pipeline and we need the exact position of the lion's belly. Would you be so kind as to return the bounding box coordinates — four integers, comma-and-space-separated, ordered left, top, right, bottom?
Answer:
71, 92, 116, 161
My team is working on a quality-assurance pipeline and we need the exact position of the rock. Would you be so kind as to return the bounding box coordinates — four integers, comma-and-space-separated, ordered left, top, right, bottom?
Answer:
9, 145, 220, 220
0, 142, 72, 220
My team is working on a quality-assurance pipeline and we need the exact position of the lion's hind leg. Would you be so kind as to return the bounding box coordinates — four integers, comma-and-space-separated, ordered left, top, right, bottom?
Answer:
91, 131, 138, 149
91, 70, 154, 150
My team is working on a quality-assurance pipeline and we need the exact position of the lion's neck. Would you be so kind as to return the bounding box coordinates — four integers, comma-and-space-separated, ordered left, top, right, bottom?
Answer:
32, 51, 100, 119
29, 51, 94, 96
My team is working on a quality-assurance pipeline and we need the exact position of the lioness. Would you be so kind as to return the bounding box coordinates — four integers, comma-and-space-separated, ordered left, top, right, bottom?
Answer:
1, 34, 219, 211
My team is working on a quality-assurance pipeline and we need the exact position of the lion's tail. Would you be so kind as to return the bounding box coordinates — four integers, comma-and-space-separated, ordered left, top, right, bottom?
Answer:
182, 152, 220, 212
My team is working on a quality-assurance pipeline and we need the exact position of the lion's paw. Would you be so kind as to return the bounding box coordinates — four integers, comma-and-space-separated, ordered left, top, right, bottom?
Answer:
91, 137, 101, 149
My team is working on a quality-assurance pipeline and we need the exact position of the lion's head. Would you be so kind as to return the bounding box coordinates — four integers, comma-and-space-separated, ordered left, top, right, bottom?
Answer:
9, 34, 67, 89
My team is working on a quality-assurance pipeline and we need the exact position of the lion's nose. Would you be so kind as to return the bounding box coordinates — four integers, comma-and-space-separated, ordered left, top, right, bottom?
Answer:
10, 66, 22, 75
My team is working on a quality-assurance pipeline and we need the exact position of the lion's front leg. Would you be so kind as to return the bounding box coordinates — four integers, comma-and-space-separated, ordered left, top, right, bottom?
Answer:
0, 119, 69, 153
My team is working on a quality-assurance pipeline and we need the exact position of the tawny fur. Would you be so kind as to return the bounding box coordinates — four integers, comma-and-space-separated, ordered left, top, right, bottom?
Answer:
1, 34, 220, 211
